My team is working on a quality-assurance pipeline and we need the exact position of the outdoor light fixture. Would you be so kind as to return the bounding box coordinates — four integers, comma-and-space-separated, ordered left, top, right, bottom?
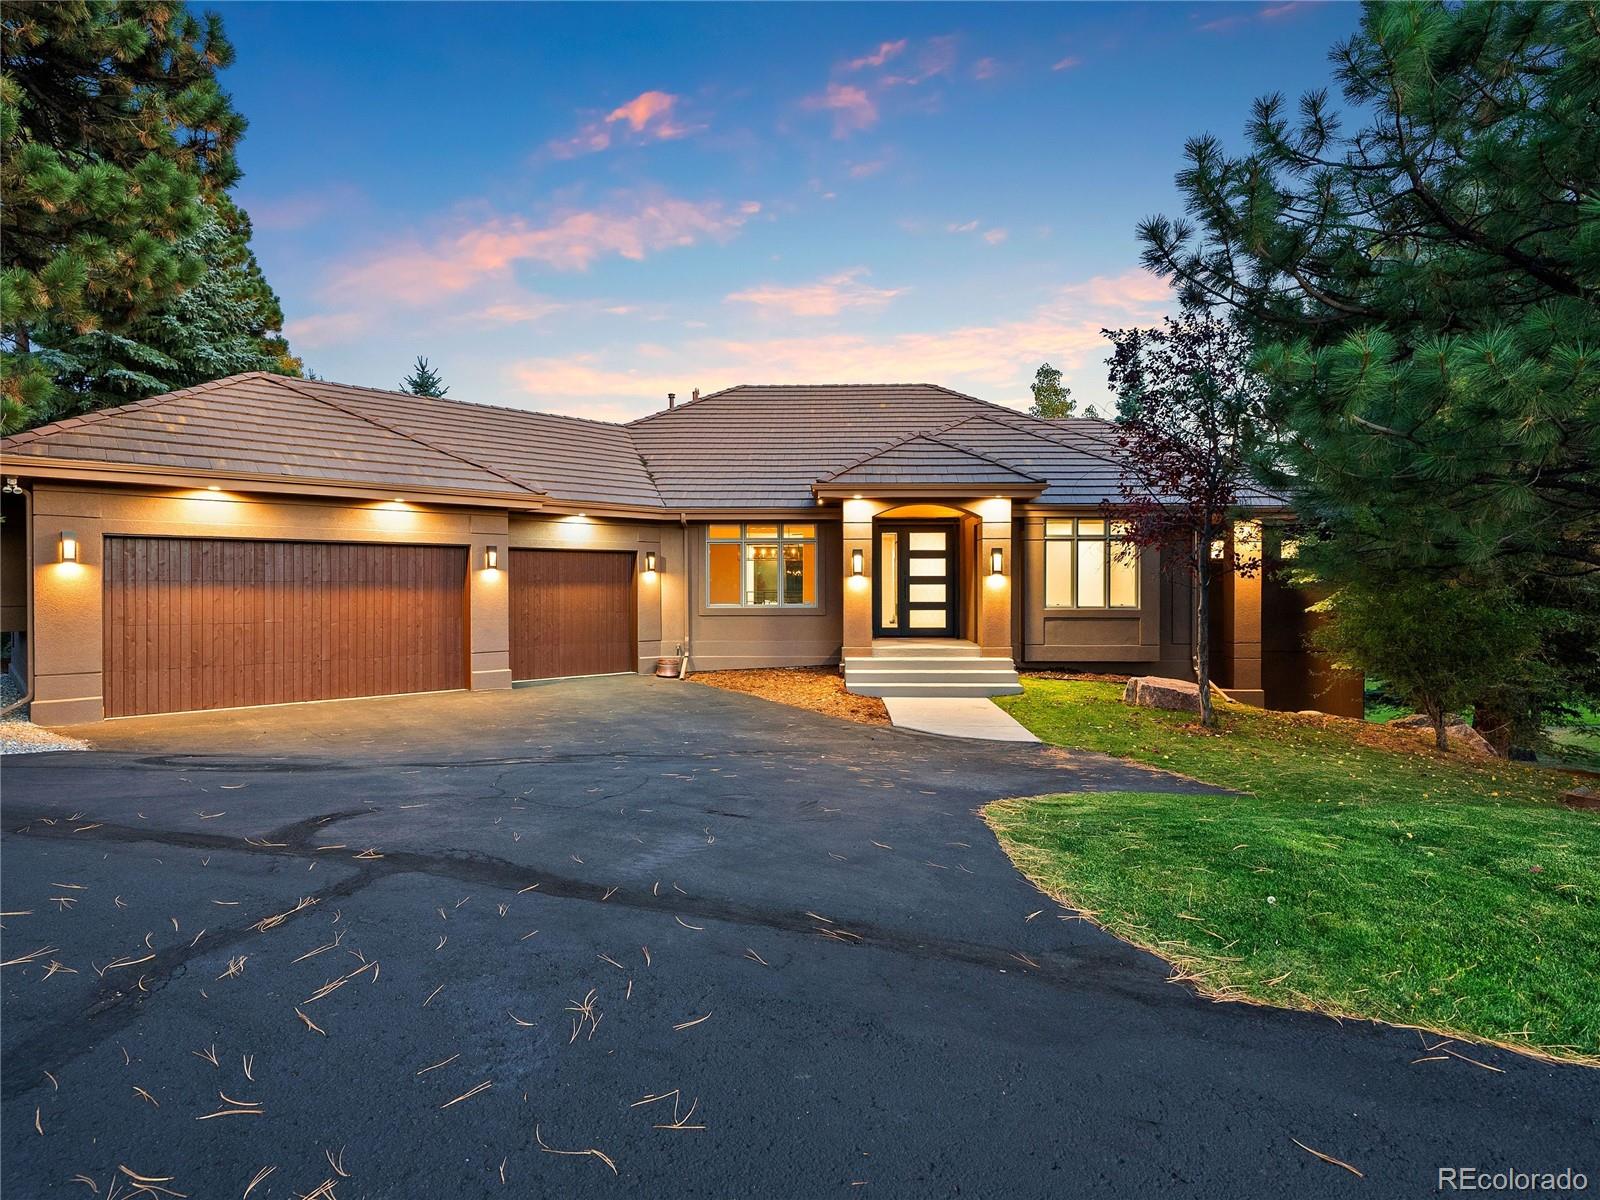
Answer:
644, 551, 658, 573
851, 547, 864, 576
483, 545, 499, 571
990, 546, 1004, 576
59, 530, 79, 563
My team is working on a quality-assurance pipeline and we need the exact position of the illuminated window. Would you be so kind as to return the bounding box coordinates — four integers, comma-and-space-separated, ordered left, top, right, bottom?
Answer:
1043, 518, 1138, 609
707, 523, 818, 608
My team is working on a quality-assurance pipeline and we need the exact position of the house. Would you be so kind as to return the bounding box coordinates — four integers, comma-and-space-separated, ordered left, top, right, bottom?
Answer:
0, 374, 1360, 725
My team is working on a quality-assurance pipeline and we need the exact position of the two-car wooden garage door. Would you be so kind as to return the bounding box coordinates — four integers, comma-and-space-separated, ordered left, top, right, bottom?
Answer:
103, 537, 469, 718
103, 538, 638, 717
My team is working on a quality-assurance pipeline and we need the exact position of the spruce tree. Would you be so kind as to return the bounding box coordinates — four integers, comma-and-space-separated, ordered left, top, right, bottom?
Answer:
400, 357, 449, 398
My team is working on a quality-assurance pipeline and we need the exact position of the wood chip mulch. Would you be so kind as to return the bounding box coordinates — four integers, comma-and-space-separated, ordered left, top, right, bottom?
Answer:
686, 667, 890, 727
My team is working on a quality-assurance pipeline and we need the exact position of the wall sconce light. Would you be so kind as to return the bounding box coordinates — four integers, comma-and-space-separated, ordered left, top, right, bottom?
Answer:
990, 546, 1005, 576
1209, 539, 1226, 560
483, 545, 498, 571
851, 547, 864, 576
59, 530, 79, 563
644, 551, 658, 573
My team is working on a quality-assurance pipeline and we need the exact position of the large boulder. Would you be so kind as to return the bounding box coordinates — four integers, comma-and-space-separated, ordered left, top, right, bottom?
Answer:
1122, 676, 1202, 714
1387, 714, 1499, 755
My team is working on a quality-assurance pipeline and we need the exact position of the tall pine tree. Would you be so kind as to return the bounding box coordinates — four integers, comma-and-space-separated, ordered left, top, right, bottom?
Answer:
1, 1, 294, 431
1139, 0, 1600, 739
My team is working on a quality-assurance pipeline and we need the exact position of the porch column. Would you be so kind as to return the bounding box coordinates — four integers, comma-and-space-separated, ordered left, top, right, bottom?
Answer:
974, 497, 1014, 659
1225, 520, 1265, 706
468, 511, 513, 691
841, 498, 879, 656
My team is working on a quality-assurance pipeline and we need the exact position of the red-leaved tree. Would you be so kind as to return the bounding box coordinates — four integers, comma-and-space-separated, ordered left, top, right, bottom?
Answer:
1103, 307, 1272, 727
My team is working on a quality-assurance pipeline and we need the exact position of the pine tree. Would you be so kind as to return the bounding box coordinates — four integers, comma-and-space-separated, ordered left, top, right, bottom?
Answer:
400, 357, 449, 398
1139, 0, 1600, 736
0, 1, 284, 431
1028, 362, 1075, 418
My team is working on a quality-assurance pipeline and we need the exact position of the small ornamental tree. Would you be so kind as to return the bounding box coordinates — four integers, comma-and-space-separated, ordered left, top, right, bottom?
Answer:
1103, 307, 1272, 727
1028, 362, 1075, 418
400, 356, 448, 398
1312, 575, 1539, 751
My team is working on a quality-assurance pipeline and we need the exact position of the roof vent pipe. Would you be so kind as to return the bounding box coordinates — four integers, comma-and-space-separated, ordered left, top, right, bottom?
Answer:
691, 388, 700, 404
667, 392, 676, 408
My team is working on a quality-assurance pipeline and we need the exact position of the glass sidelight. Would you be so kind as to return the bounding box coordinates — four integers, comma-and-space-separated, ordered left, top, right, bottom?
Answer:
875, 522, 958, 636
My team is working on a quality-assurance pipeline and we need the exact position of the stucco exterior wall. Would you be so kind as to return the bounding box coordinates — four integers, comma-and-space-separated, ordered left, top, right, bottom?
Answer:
685, 522, 844, 670
1018, 512, 1194, 678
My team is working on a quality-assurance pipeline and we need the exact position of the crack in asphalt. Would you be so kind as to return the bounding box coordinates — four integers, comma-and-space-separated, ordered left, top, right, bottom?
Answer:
4, 802, 1170, 1091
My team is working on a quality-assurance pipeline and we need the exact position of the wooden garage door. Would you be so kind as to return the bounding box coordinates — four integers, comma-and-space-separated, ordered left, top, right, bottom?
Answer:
509, 549, 636, 681
104, 537, 468, 718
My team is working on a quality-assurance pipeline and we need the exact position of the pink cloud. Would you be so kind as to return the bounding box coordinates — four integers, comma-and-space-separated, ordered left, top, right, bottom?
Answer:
882, 36, 958, 87
282, 310, 371, 348
1051, 55, 1083, 71
548, 90, 699, 158
725, 268, 907, 318
847, 159, 887, 179
1199, 2, 1305, 33
972, 57, 1000, 81
509, 268, 1175, 416
327, 195, 759, 307
801, 82, 878, 137
982, 228, 1009, 245
468, 299, 565, 325
843, 39, 907, 71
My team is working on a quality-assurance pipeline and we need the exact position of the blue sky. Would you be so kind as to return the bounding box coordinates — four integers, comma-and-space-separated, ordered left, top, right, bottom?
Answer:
223, 1, 1359, 420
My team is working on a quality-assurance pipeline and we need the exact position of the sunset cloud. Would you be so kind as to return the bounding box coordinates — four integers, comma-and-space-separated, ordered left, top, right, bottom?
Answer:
548, 90, 700, 158
508, 268, 1174, 417
800, 82, 879, 137
843, 39, 907, 71
725, 268, 906, 317
1051, 54, 1083, 71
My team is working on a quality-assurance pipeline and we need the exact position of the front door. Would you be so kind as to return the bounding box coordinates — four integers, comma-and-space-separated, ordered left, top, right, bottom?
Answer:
874, 522, 959, 637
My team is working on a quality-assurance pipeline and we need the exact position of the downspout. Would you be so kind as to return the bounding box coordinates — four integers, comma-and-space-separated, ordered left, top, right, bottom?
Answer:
678, 512, 693, 678
0, 481, 35, 720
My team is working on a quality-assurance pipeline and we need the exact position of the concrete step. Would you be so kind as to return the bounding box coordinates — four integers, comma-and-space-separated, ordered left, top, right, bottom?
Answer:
845, 667, 1022, 686
843, 655, 1017, 672
848, 681, 1025, 698
867, 639, 982, 658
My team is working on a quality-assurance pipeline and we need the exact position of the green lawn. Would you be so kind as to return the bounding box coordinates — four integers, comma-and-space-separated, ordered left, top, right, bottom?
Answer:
987, 679, 1600, 1063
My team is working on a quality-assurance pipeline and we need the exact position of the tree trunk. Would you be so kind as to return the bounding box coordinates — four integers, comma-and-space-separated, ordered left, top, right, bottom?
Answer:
1195, 543, 1215, 728
1471, 702, 1513, 757
1424, 700, 1449, 751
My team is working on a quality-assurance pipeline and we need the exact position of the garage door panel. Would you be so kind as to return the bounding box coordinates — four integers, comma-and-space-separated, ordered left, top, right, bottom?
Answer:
509, 549, 636, 681
105, 537, 468, 718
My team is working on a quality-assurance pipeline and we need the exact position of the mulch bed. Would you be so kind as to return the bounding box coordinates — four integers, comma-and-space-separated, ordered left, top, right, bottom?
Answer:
686, 667, 890, 727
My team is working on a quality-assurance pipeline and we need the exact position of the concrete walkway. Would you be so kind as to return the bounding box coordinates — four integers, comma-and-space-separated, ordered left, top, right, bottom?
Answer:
883, 695, 1039, 742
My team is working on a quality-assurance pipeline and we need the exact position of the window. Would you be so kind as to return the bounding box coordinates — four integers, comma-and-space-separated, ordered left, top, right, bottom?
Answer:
1043, 518, 1138, 608
707, 523, 818, 607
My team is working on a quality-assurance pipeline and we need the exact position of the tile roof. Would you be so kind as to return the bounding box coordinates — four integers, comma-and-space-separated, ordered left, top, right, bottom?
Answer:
3, 375, 1279, 512
821, 432, 1041, 488
1, 373, 532, 497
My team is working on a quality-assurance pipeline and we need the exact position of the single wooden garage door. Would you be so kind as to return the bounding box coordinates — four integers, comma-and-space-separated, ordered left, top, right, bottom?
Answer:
509, 549, 636, 681
104, 537, 468, 718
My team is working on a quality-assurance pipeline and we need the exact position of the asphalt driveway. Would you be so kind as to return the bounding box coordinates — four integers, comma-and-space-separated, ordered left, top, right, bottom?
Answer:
2, 677, 1595, 1197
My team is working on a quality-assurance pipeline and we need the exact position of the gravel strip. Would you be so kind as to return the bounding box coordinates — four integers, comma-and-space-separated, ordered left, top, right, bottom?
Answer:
0, 671, 90, 753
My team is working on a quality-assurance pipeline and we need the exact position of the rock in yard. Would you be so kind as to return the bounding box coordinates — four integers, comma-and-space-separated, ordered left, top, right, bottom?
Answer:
1387, 713, 1498, 755
1123, 676, 1202, 714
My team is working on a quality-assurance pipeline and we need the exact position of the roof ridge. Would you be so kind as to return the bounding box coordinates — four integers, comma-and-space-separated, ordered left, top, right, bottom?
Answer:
1, 372, 274, 449
821, 420, 1041, 483
946, 411, 1133, 476
269, 376, 547, 497
301, 375, 641, 431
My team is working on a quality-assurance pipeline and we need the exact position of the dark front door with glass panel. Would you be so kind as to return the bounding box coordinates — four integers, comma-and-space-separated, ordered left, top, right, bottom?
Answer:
875, 521, 959, 637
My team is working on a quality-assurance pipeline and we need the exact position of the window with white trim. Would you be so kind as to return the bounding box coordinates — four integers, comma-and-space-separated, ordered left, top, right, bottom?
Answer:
707, 523, 818, 607
1044, 519, 1138, 608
